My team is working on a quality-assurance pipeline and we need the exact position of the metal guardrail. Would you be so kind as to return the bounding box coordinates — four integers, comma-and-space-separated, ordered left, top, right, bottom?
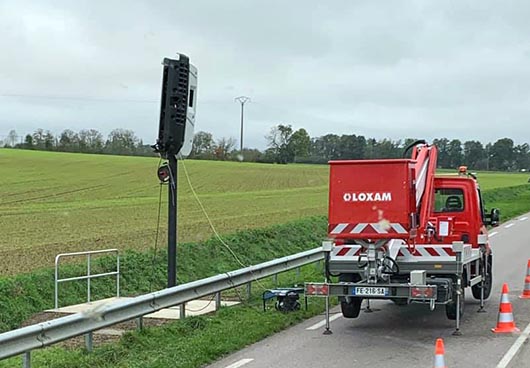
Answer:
0, 247, 323, 363
55, 249, 120, 309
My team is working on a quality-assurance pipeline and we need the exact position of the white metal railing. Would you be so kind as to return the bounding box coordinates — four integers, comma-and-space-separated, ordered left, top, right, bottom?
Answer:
54, 249, 120, 309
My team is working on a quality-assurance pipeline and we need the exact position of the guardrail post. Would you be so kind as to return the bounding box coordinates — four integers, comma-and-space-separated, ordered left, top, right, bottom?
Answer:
215, 292, 222, 311
85, 332, 93, 352
22, 351, 30, 368
180, 304, 186, 319
136, 317, 143, 330
296, 266, 301, 279
247, 282, 252, 301
273, 274, 278, 286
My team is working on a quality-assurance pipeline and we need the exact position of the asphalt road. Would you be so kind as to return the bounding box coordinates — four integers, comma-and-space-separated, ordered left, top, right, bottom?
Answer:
207, 213, 530, 368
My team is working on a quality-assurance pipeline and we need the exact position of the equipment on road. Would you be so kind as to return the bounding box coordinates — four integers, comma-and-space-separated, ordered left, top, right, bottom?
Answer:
262, 287, 307, 312
434, 338, 447, 368
305, 140, 499, 333
492, 283, 519, 333
519, 260, 530, 299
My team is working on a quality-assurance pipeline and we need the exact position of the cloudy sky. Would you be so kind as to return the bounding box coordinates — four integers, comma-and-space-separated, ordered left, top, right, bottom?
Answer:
1, 0, 530, 149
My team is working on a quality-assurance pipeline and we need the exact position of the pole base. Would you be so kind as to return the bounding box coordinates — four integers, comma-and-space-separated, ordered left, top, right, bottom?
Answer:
363, 307, 380, 313
323, 329, 333, 335
452, 329, 462, 336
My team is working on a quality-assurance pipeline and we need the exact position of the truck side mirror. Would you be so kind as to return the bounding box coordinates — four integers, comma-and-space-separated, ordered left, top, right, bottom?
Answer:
485, 208, 500, 227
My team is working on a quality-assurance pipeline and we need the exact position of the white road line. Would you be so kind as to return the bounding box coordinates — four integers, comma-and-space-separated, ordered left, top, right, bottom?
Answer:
224, 358, 254, 368
520, 217, 528, 221
306, 313, 342, 330
504, 223, 514, 229
490, 231, 498, 237
496, 322, 530, 368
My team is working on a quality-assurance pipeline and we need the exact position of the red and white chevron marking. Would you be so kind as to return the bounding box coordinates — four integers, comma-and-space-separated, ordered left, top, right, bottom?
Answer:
331, 245, 363, 257
329, 222, 408, 235
398, 246, 455, 257
331, 245, 471, 259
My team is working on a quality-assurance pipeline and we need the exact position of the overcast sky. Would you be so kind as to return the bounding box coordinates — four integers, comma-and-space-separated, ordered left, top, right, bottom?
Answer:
1, 0, 530, 149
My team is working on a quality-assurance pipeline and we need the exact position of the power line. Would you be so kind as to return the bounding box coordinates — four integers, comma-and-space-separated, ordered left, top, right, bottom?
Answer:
0, 93, 159, 104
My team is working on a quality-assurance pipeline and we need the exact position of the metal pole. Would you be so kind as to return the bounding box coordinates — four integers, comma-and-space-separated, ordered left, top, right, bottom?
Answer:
478, 249, 486, 313
168, 154, 178, 288
54, 258, 59, 310
240, 102, 244, 152
87, 254, 91, 303
234, 96, 250, 153
136, 317, 143, 330
22, 351, 30, 368
180, 304, 186, 319
247, 282, 252, 301
116, 254, 120, 298
324, 294, 332, 335
453, 242, 463, 336
85, 332, 93, 352
215, 292, 222, 311
323, 250, 332, 335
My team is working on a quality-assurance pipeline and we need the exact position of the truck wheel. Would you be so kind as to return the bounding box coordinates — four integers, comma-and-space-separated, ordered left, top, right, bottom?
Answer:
445, 287, 465, 320
472, 259, 492, 300
338, 273, 362, 318
341, 298, 362, 318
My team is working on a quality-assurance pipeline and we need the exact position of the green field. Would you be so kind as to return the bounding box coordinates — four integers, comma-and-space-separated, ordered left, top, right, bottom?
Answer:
0, 149, 328, 274
1, 148, 529, 274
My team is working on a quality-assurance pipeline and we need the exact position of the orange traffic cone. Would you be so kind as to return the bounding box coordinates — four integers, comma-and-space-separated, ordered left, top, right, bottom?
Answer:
433, 338, 447, 368
492, 283, 520, 333
519, 260, 530, 299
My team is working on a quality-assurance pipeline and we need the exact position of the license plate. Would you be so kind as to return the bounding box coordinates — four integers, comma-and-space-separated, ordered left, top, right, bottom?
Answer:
353, 287, 388, 296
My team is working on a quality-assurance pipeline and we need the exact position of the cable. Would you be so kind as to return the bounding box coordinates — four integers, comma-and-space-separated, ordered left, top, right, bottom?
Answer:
184, 293, 217, 312
149, 159, 164, 292
178, 155, 270, 292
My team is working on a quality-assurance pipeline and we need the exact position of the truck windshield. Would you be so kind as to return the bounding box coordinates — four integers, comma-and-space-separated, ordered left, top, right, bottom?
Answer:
434, 188, 465, 213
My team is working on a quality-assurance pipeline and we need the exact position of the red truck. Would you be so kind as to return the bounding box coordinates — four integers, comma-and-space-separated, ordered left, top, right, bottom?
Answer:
306, 140, 499, 333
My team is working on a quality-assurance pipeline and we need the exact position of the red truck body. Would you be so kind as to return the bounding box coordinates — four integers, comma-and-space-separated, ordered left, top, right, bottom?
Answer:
328, 159, 416, 241
327, 157, 488, 249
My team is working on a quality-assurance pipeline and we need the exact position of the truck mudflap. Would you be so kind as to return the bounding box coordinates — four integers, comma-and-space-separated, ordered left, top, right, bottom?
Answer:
305, 279, 453, 306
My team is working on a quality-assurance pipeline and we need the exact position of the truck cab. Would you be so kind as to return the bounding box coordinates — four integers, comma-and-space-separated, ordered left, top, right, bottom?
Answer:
429, 176, 488, 249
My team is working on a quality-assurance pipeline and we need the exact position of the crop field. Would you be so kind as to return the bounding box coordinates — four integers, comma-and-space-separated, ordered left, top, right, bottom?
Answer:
1, 148, 529, 274
0, 149, 328, 274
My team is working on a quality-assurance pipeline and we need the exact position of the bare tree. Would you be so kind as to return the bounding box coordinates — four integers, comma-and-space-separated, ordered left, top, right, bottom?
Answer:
214, 137, 236, 160
7, 130, 17, 147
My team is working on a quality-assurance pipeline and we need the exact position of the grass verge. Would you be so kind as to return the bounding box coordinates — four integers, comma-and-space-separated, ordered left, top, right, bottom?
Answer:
0, 216, 327, 333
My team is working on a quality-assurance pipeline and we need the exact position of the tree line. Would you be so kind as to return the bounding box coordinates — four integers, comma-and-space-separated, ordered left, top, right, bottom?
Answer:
192, 124, 530, 171
2, 126, 529, 171
1, 128, 154, 156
